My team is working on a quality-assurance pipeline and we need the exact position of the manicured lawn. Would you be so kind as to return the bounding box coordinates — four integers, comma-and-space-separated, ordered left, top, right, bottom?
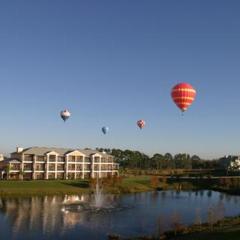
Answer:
0, 176, 153, 196
0, 179, 90, 196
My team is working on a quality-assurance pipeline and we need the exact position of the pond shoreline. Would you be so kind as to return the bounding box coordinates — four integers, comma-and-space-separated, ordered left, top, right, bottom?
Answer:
110, 215, 240, 240
0, 175, 239, 197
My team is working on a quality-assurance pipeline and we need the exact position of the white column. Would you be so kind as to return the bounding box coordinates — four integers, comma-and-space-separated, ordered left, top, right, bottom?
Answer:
91, 156, 94, 178
65, 156, 68, 180
99, 157, 102, 178
21, 154, 25, 179
55, 155, 58, 179
45, 155, 49, 180
74, 158, 77, 180
33, 155, 37, 180
82, 156, 85, 179
112, 162, 114, 176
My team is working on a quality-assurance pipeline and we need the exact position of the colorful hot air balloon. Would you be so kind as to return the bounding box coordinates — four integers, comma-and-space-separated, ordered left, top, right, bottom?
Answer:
137, 120, 145, 129
171, 83, 196, 112
60, 109, 71, 122
102, 126, 109, 135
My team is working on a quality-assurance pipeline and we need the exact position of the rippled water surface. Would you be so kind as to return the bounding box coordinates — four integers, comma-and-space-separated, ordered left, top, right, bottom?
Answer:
0, 190, 240, 239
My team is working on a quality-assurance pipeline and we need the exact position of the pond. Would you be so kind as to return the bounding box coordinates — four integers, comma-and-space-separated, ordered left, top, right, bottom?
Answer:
0, 190, 240, 239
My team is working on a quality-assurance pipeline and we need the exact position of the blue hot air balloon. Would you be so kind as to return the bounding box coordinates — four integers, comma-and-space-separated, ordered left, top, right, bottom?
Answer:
102, 126, 109, 135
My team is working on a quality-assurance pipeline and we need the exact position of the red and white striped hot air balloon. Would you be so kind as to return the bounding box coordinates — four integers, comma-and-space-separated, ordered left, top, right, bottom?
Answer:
137, 120, 145, 129
171, 83, 196, 112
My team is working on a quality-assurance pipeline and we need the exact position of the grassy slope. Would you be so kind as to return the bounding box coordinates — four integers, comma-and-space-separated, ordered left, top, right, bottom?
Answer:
172, 217, 240, 240
177, 230, 240, 240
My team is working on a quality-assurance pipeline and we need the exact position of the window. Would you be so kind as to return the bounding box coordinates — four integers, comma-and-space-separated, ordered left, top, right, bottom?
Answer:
49, 155, 56, 162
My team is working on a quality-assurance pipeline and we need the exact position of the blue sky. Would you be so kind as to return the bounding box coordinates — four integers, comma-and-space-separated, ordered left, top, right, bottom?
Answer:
0, 0, 240, 158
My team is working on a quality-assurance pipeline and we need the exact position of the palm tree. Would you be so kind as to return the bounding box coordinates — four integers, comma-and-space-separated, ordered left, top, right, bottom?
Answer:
6, 164, 11, 180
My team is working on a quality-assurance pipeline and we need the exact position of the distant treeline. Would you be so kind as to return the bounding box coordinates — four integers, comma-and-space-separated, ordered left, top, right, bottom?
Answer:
96, 148, 220, 170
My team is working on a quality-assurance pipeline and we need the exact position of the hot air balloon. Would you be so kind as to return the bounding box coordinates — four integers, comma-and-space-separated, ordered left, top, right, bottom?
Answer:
102, 126, 109, 135
137, 120, 145, 129
171, 83, 196, 112
60, 109, 71, 122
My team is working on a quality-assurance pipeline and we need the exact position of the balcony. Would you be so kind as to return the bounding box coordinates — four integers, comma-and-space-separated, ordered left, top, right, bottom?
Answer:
57, 156, 65, 162
24, 155, 34, 162
23, 164, 33, 171
57, 165, 64, 171
49, 155, 56, 162
36, 156, 45, 162
76, 156, 83, 162
10, 164, 20, 171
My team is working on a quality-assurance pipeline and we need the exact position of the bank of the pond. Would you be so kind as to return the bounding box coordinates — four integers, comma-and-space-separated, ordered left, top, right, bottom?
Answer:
0, 175, 239, 197
109, 216, 240, 240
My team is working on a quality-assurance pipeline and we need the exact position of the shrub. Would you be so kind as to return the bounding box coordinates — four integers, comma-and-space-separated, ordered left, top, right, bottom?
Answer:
150, 176, 159, 188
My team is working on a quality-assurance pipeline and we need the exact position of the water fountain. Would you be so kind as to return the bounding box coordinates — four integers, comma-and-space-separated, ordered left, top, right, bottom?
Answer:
61, 176, 115, 213
92, 176, 104, 209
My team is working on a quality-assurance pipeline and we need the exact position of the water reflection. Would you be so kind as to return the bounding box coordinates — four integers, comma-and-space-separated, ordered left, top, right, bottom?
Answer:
0, 191, 239, 240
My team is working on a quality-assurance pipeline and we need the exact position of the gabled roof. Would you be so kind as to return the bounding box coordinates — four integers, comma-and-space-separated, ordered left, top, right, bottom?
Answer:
11, 147, 112, 157
2, 158, 21, 164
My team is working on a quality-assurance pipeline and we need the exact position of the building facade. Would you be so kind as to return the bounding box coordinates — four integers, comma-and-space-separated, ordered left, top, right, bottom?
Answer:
0, 147, 119, 180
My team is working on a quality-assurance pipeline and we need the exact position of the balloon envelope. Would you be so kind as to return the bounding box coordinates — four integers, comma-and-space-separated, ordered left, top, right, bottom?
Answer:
171, 82, 196, 112
137, 120, 145, 129
60, 109, 71, 122
102, 126, 109, 134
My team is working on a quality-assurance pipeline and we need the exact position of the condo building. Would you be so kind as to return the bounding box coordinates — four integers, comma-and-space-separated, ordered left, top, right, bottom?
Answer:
0, 147, 119, 180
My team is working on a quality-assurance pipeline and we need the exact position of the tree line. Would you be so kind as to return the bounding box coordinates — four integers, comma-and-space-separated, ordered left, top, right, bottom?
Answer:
96, 148, 219, 170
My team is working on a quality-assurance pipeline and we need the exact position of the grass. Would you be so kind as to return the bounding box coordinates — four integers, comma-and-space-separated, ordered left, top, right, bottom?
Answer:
0, 180, 91, 196
111, 216, 240, 240
115, 175, 153, 193
0, 176, 154, 196
1, 175, 239, 197
167, 216, 240, 240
